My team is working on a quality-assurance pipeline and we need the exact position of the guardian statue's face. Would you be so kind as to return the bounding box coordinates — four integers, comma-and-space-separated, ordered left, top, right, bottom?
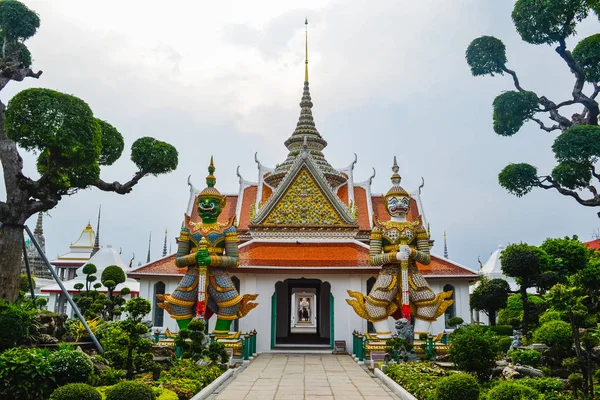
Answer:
197, 196, 222, 223
386, 195, 410, 218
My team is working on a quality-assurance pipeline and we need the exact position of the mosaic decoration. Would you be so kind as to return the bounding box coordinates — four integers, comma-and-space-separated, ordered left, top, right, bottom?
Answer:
263, 167, 346, 226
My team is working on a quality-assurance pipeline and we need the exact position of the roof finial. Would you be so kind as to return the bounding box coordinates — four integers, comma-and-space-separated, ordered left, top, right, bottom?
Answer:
146, 231, 152, 263
91, 205, 101, 257
305, 18, 309, 82
443, 231, 449, 259
390, 156, 402, 186
206, 156, 216, 188
162, 228, 168, 257
34, 212, 43, 235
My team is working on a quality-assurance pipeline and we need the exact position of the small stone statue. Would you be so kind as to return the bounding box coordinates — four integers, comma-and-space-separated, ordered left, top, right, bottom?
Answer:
509, 331, 522, 351
395, 318, 414, 347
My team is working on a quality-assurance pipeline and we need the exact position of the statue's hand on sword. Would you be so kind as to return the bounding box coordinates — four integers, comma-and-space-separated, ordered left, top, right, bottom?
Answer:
396, 245, 411, 261
195, 248, 210, 266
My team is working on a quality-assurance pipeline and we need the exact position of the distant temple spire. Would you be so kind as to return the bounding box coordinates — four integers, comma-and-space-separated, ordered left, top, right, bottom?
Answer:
443, 231, 448, 259
34, 212, 43, 235
162, 228, 168, 257
91, 205, 101, 257
305, 18, 309, 82
146, 231, 152, 263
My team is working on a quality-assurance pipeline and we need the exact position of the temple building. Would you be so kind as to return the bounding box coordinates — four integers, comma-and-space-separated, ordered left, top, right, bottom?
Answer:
129, 31, 478, 351
50, 222, 96, 281
21, 213, 51, 279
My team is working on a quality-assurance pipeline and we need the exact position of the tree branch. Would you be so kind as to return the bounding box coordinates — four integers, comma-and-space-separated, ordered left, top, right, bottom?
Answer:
0, 67, 42, 91
94, 171, 148, 195
592, 165, 600, 182
501, 66, 525, 92
592, 83, 600, 101
530, 117, 561, 132
537, 176, 600, 206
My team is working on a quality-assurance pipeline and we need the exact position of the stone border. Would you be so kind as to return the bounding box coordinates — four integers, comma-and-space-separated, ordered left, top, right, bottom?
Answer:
190, 368, 235, 400
374, 368, 418, 400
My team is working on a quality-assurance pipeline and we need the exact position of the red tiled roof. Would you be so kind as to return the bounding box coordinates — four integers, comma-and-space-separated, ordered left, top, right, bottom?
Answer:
128, 254, 180, 277
337, 184, 349, 205
239, 186, 257, 230
239, 242, 370, 267
585, 239, 600, 250
419, 256, 478, 276
261, 185, 272, 205
354, 187, 371, 230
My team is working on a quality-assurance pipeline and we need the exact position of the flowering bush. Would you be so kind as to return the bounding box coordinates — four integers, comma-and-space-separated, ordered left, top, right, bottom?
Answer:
385, 362, 451, 400
49, 348, 94, 385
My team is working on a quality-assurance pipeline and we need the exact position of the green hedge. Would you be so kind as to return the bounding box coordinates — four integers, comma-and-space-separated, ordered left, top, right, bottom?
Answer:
49, 348, 94, 385
533, 320, 573, 348
0, 347, 55, 400
485, 382, 540, 400
105, 381, 154, 400
490, 325, 513, 336
435, 373, 479, 400
507, 349, 541, 367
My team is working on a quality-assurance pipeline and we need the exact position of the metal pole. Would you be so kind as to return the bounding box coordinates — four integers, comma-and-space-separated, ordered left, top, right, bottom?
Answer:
21, 238, 36, 302
24, 225, 104, 353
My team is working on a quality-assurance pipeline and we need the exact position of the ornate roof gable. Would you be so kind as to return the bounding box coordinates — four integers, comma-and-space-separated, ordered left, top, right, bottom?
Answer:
251, 150, 357, 227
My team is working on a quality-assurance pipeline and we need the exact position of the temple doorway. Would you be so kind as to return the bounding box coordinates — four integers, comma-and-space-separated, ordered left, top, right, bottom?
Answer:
271, 278, 332, 348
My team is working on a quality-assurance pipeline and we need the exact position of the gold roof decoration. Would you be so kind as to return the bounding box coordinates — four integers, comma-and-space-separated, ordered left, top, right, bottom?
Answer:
385, 156, 410, 199
198, 156, 225, 202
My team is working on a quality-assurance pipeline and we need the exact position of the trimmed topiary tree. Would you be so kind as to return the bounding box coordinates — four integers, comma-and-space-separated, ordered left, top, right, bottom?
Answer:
49, 383, 101, 400
435, 373, 480, 400
449, 324, 501, 381
105, 381, 154, 400
533, 320, 573, 349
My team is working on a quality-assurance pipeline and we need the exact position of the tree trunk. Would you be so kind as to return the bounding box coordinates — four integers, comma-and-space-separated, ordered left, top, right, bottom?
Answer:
0, 224, 25, 301
521, 286, 529, 336
126, 346, 134, 380
489, 309, 497, 326
569, 312, 589, 396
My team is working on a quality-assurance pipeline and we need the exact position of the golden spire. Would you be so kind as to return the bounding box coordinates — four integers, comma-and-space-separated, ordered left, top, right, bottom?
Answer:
305, 18, 309, 82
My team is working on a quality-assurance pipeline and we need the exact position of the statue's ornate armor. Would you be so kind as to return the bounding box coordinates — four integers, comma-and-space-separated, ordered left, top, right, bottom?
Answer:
158, 216, 257, 322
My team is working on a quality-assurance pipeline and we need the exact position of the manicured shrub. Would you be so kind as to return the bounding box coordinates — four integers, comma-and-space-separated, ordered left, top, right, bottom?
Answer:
533, 320, 573, 349
517, 377, 564, 394
106, 381, 154, 400
49, 348, 94, 385
447, 317, 464, 327
485, 381, 540, 400
49, 383, 101, 400
0, 347, 55, 400
507, 349, 542, 367
0, 300, 36, 350
449, 324, 501, 380
498, 336, 513, 352
435, 373, 480, 400
152, 361, 222, 400
152, 387, 179, 400
490, 325, 513, 336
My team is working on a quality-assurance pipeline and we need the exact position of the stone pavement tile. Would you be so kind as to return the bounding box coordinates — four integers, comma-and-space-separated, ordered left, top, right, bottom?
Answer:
217, 390, 250, 400
244, 392, 275, 400
305, 387, 333, 396
274, 396, 304, 400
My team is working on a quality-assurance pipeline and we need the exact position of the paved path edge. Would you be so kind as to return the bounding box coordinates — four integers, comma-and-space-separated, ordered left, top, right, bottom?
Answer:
374, 368, 418, 400
191, 368, 236, 400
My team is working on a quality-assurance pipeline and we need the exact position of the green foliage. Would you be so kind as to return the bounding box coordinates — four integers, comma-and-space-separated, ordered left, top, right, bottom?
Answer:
131, 137, 179, 176
89, 366, 126, 386
539, 310, 563, 325
175, 318, 207, 360
498, 294, 547, 329
470, 277, 510, 325
82, 263, 98, 275
572, 33, 600, 82
124, 296, 151, 321
551, 161, 592, 189
48, 348, 93, 385
96, 119, 124, 166
501, 243, 547, 286
498, 163, 538, 197
151, 360, 222, 400
0, 300, 36, 350
6, 88, 102, 190
485, 381, 540, 399
507, 349, 542, 367
449, 324, 501, 380
512, 0, 589, 45
19, 272, 34, 293
552, 125, 600, 163
0, 347, 55, 400
153, 388, 179, 400
106, 381, 154, 400
385, 362, 451, 400
490, 325, 514, 336
465, 36, 507, 76
498, 336, 513, 352
539, 236, 589, 288
385, 336, 414, 362
492, 91, 539, 137
533, 320, 573, 348
567, 372, 584, 391
435, 373, 480, 400
447, 316, 464, 327
49, 383, 101, 400
0, 0, 40, 41
102, 265, 126, 287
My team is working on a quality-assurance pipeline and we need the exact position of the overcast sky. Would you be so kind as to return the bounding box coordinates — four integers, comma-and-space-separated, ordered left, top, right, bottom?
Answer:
1, 0, 598, 270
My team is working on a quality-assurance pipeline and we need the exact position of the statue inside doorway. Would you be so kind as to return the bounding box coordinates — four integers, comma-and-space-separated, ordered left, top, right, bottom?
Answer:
156, 158, 258, 337
299, 297, 310, 322
346, 157, 454, 337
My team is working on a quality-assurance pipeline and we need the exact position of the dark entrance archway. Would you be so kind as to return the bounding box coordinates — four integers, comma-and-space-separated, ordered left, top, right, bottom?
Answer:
272, 278, 331, 348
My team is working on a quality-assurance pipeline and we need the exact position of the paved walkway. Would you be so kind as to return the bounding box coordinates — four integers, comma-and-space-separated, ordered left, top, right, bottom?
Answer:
213, 353, 397, 400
